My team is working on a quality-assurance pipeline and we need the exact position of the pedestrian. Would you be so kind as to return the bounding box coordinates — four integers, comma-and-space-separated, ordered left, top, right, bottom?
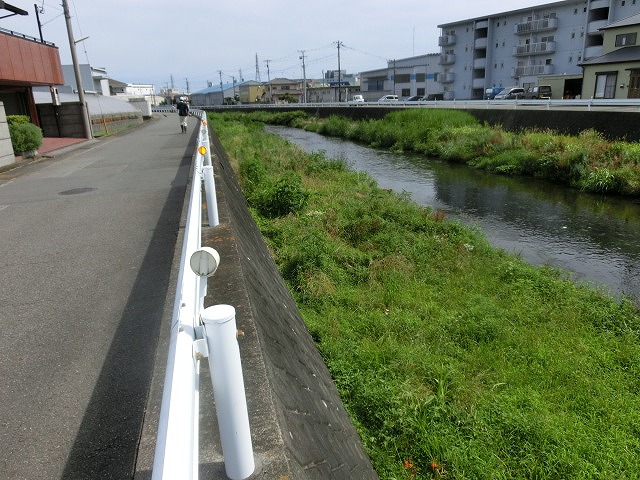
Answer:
176, 96, 189, 133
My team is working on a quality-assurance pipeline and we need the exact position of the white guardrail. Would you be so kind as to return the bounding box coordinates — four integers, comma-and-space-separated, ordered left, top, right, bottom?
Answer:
191, 98, 640, 111
152, 111, 254, 480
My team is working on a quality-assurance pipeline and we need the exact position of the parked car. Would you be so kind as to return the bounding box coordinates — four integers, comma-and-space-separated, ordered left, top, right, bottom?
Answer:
494, 87, 525, 100
349, 94, 365, 104
484, 87, 504, 99
423, 93, 444, 101
378, 95, 399, 102
405, 95, 423, 101
524, 85, 552, 99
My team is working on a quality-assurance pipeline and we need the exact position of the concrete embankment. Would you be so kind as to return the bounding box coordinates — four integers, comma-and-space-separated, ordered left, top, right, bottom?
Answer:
207, 105, 640, 141
137, 119, 378, 479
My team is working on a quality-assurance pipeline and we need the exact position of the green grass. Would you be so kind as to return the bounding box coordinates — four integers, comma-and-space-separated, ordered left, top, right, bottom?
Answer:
210, 112, 640, 479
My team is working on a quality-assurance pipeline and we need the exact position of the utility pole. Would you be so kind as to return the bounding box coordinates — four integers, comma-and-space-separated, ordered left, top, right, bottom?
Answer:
218, 70, 224, 105
185, 77, 190, 94
336, 41, 343, 102
393, 59, 397, 96
299, 50, 307, 104
61, 0, 91, 139
264, 60, 272, 103
34, 3, 44, 42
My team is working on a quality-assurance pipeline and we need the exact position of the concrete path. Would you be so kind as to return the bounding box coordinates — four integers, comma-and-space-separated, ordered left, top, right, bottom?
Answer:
0, 114, 194, 479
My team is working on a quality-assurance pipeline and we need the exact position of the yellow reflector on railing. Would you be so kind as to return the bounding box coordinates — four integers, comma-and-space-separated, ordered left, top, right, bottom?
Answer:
198, 145, 207, 155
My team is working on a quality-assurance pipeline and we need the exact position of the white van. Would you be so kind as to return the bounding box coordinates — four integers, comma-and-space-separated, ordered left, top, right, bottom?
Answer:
378, 95, 399, 102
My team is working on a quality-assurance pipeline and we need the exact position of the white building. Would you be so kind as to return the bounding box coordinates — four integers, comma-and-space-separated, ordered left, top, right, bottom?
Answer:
360, 53, 440, 101
437, 0, 640, 99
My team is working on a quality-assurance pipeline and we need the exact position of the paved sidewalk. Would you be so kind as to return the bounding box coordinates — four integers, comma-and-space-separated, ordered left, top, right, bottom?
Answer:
0, 115, 195, 479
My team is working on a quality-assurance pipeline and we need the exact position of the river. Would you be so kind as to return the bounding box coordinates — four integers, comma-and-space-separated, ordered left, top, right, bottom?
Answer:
266, 125, 640, 303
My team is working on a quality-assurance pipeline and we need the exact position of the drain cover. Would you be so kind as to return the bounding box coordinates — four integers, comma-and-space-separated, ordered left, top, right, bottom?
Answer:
59, 187, 97, 195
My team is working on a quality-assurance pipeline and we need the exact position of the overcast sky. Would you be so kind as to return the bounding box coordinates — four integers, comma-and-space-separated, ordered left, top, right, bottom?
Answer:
3, 0, 543, 93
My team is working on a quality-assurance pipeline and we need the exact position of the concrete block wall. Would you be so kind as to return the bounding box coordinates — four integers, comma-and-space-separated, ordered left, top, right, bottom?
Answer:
0, 102, 15, 168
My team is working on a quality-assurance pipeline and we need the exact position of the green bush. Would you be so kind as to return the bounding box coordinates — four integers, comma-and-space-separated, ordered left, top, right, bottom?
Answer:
8, 120, 43, 154
253, 172, 308, 218
7, 115, 31, 127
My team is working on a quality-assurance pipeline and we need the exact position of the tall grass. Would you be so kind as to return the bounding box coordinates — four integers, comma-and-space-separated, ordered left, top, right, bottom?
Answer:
210, 112, 640, 479
241, 109, 640, 197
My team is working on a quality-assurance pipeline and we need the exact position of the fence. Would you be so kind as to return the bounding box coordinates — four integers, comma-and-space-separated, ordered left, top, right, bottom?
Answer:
152, 111, 254, 480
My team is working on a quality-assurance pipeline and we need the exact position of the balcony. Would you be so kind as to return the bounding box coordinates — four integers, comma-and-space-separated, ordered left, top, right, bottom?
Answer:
440, 72, 456, 84
475, 20, 489, 29
439, 54, 456, 65
584, 45, 604, 59
474, 37, 488, 49
472, 78, 486, 89
512, 64, 555, 77
438, 35, 456, 46
515, 17, 558, 35
589, 0, 609, 9
513, 41, 556, 56
473, 57, 487, 69
587, 19, 608, 34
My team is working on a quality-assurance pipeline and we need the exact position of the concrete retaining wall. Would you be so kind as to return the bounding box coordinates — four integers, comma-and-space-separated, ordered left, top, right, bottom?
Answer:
207, 105, 640, 141
203, 128, 378, 479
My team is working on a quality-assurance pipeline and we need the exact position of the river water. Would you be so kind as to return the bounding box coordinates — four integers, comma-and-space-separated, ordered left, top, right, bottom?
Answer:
266, 125, 640, 303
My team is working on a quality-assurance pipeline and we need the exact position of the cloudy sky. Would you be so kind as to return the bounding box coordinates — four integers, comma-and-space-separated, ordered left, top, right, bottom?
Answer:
3, 0, 543, 93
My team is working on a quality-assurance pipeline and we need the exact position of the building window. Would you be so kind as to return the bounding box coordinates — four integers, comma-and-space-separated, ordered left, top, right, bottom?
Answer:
615, 32, 637, 46
569, 56, 573, 63
416, 73, 425, 82
401, 88, 410, 97
395, 74, 411, 83
574, 8, 578, 13
594, 72, 618, 98
622, 0, 626, 5
417, 88, 425, 96
572, 32, 575, 38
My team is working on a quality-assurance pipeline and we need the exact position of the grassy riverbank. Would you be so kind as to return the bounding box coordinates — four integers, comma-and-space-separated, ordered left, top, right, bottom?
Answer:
209, 112, 640, 479
239, 109, 640, 197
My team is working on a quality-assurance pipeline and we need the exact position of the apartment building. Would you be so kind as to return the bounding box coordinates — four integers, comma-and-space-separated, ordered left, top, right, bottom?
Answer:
360, 53, 440, 100
437, 0, 640, 99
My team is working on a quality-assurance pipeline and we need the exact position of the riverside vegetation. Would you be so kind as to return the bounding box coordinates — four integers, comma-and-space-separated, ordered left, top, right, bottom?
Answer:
242, 109, 640, 197
209, 111, 640, 479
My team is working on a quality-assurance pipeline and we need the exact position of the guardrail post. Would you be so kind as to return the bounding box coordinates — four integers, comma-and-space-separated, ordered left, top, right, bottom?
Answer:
201, 305, 255, 480
202, 164, 219, 227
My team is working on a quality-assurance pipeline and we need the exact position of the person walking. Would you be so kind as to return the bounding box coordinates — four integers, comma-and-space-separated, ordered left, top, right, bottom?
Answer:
176, 96, 189, 133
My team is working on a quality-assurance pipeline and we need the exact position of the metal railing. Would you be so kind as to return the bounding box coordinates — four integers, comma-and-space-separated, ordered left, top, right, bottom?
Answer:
152, 111, 254, 480
195, 98, 640, 112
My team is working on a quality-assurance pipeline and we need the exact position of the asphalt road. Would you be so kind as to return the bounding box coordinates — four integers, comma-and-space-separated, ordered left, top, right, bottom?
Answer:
0, 115, 194, 479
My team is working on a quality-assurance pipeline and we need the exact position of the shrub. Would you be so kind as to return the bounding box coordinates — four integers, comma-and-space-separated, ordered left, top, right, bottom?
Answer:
7, 115, 31, 127
8, 119, 43, 154
253, 172, 308, 218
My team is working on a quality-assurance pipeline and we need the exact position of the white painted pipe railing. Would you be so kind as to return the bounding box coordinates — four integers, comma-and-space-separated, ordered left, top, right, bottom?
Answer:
152, 111, 253, 480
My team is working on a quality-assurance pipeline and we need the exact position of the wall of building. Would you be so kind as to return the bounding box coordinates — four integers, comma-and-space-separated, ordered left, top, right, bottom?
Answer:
0, 102, 14, 168
582, 60, 640, 99
0, 32, 64, 86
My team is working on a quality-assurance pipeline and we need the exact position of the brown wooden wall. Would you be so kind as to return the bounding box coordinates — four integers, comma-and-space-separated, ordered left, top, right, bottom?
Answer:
0, 32, 64, 86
